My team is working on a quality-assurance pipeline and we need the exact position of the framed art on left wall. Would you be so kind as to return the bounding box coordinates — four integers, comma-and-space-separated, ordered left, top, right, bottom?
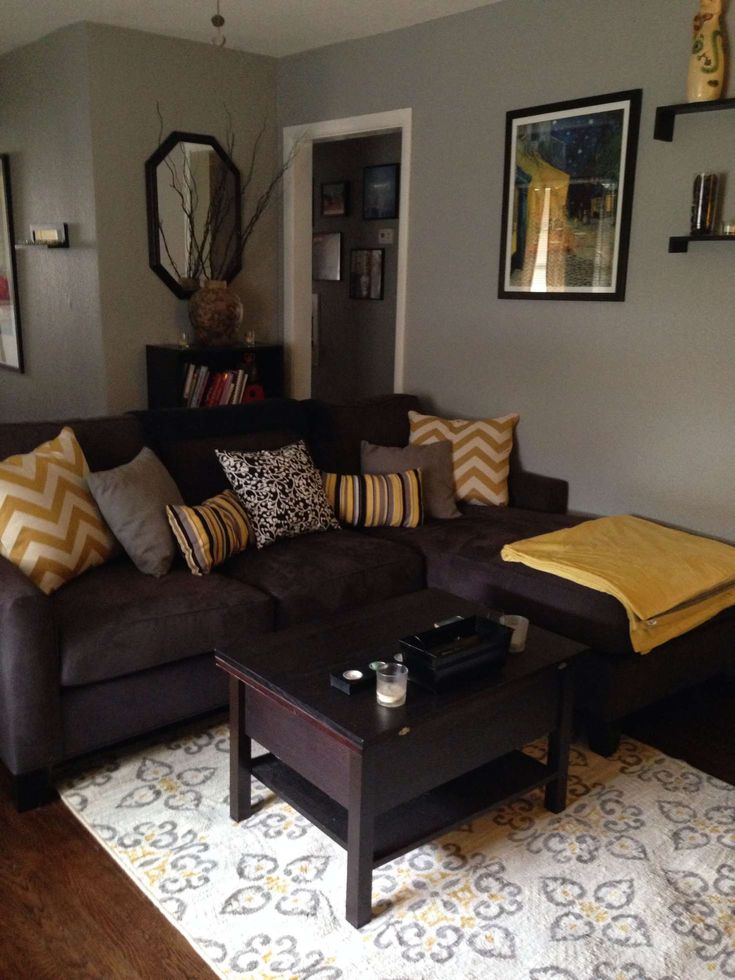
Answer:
498, 89, 642, 301
0, 155, 23, 371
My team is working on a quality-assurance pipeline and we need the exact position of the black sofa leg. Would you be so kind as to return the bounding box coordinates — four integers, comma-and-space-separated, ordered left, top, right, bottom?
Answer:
12, 769, 56, 812
587, 719, 622, 757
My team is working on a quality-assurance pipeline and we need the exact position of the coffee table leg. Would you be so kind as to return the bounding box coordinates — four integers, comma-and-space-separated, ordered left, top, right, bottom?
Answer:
545, 663, 573, 814
229, 677, 253, 822
346, 752, 374, 928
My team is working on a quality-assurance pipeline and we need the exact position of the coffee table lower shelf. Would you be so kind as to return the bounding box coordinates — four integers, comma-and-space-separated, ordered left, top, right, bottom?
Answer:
252, 749, 552, 867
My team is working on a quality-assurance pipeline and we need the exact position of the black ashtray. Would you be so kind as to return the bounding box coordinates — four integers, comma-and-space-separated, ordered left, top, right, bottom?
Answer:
329, 660, 388, 695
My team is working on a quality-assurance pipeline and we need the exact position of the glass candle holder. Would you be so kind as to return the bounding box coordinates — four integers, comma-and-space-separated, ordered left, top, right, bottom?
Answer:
499, 614, 530, 652
376, 663, 408, 707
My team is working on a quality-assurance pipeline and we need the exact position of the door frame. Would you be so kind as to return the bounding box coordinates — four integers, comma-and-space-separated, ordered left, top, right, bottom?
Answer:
282, 108, 412, 399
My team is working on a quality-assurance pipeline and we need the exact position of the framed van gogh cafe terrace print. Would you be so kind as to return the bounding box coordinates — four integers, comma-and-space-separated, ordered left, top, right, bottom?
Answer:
498, 89, 641, 301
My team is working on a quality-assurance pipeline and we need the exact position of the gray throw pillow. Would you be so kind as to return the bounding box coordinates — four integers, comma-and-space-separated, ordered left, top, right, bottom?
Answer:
217, 440, 340, 548
88, 447, 183, 577
361, 439, 461, 520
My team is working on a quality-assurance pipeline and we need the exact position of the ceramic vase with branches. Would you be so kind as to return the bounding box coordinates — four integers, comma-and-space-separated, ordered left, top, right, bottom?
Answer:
155, 106, 298, 345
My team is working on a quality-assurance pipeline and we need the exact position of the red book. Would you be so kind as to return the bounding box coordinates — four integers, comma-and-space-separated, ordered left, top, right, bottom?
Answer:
205, 372, 226, 407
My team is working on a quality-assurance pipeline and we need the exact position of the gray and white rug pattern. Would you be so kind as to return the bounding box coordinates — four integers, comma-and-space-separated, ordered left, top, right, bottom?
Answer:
58, 727, 735, 979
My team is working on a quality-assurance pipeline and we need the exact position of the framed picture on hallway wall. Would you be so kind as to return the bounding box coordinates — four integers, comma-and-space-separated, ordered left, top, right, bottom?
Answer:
312, 232, 342, 281
350, 248, 384, 300
321, 181, 349, 217
498, 89, 641, 301
363, 164, 399, 219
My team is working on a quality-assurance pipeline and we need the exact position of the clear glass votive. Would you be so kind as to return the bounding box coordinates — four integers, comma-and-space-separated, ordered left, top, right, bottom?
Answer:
376, 663, 408, 707
499, 614, 530, 652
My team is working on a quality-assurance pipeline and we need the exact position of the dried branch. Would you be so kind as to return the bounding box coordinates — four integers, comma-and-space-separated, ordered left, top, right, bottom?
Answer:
154, 104, 303, 287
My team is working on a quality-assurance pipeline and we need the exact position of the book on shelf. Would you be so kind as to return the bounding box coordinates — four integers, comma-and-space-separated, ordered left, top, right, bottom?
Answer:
181, 364, 252, 408
181, 363, 197, 403
190, 366, 210, 407
232, 369, 248, 404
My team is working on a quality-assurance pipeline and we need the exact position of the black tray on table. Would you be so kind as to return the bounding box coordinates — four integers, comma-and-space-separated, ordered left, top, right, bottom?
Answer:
399, 614, 513, 692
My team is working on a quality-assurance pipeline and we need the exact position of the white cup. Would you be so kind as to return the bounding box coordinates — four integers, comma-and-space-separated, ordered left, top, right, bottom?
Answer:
500, 614, 529, 652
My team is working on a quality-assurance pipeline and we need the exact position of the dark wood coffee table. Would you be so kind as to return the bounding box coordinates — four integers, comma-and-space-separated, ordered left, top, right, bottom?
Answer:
215, 588, 585, 928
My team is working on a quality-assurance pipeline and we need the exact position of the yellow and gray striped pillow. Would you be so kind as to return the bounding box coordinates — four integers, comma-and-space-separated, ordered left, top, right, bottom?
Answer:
166, 490, 250, 575
322, 470, 423, 529
0, 426, 116, 594
409, 409, 519, 506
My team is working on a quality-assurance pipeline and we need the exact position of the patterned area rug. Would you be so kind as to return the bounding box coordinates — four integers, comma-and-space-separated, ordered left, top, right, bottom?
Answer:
58, 725, 735, 979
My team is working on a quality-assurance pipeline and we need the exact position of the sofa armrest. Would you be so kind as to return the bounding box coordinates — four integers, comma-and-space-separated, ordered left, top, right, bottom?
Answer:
0, 556, 62, 775
508, 471, 569, 514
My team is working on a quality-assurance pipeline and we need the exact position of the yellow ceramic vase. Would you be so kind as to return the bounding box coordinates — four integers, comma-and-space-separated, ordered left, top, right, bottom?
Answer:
688, 0, 727, 102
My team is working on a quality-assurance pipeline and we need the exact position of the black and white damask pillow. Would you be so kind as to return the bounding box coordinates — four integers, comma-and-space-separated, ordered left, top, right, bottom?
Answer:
216, 441, 339, 549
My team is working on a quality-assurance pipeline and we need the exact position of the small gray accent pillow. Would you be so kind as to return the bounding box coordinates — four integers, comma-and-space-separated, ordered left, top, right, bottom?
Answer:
361, 439, 461, 520
88, 447, 183, 577
217, 440, 340, 548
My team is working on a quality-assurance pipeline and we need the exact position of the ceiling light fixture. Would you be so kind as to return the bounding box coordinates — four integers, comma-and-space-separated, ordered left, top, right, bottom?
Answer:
211, 0, 226, 47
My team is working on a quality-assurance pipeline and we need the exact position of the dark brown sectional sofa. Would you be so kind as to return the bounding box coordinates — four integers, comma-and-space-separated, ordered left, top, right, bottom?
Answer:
1, 393, 733, 810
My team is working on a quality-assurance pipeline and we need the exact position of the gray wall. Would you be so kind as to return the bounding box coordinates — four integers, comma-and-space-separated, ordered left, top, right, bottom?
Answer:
278, 0, 735, 540
312, 133, 400, 401
86, 24, 279, 414
0, 23, 279, 420
0, 25, 106, 422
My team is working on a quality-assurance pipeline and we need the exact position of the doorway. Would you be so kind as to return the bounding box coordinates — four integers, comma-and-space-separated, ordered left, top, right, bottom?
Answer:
311, 133, 401, 401
282, 108, 412, 399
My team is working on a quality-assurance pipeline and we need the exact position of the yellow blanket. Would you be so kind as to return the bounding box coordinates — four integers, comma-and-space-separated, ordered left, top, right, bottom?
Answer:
501, 515, 735, 653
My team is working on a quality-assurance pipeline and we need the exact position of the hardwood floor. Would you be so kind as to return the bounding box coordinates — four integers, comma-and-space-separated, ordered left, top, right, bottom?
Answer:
1, 679, 733, 978
622, 675, 735, 786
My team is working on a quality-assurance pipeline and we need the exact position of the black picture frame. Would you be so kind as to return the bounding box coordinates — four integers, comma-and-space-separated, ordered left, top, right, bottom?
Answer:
312, 232, 342, 281
0, 155, 24, 373
498, 89, 641, 301
350, 248, 385, 300
363, 164, 400, 220
321, 181, 349, 217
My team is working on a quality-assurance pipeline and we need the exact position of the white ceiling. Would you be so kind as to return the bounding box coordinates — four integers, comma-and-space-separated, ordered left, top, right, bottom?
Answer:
1, 1, 504, 58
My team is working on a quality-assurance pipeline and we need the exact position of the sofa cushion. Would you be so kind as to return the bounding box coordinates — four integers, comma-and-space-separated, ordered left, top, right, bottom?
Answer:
307, 394, 421, 473
88, 447, 183, 577
56, 557, 274, 686
365, 505, 634, 656
0, 426, 117, 595
135, 400, 311, 504
218, 441, 339, 548
0, 415, 145, 474
323, 469, 424, 528
409, 409, 519, 507
361, 439, 461, 520
221, 529, 424, 627
167, 490, 250, 575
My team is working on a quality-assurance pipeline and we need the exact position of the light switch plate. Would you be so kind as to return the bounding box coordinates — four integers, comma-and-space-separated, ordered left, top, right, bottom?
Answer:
378, 228, 394, 245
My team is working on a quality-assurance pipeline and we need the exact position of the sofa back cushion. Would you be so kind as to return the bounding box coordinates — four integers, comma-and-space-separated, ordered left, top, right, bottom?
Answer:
307, 394, 421, 474
135, 400, 311, 504
0, 415, 145, 473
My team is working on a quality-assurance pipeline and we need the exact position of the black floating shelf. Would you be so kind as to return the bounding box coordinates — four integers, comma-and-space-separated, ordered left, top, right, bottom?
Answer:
669, 234, 735, 253
655, 97, 735, 141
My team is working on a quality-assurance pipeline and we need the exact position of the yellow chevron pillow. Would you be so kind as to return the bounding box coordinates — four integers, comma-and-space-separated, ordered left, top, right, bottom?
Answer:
408, 410, 519, 506
0, 427, 116, 594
